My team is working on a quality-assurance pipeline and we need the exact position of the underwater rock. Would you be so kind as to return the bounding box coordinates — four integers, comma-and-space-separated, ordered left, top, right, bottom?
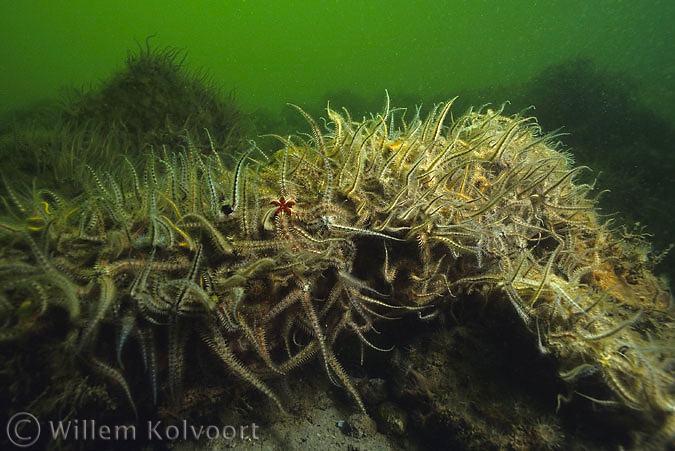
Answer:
376, 402, 408, 436
343, 413, 378, 438
0, 41, 250, 195
62, 40, 249, 154
0, 94, 672, 449
360, 377, 389, 406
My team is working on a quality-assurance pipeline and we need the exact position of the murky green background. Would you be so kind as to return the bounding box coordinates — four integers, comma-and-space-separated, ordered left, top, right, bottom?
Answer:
1, 1, 673, 120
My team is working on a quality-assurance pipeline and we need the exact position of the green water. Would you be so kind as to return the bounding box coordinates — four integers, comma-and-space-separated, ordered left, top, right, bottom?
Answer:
1, 1, 673, 120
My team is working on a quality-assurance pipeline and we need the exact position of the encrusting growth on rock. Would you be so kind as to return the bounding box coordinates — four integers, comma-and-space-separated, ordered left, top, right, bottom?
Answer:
0, 93, 672, 447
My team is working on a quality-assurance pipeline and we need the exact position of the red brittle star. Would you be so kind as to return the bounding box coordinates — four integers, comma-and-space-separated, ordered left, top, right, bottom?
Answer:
271, 196, 295, 216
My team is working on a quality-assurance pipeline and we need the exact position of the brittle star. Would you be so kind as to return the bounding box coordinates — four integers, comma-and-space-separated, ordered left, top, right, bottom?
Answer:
271, 196, 295, 216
